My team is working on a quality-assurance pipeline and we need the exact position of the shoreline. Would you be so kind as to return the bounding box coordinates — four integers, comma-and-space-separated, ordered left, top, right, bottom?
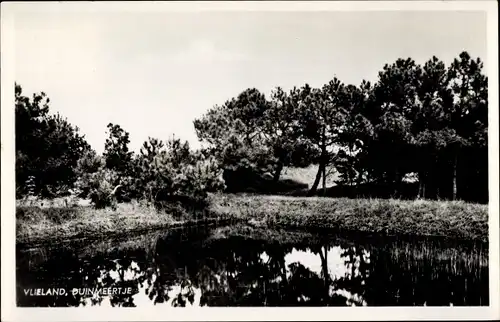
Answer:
16, 194, 489, 247
16, 217, 242, 249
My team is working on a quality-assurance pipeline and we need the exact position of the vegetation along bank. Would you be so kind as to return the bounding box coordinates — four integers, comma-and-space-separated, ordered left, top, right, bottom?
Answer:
15, 51, 489, 246
17, 194, 488, 246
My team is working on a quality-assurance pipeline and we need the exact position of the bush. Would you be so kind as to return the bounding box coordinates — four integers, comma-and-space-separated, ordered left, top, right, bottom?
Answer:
127, 138, 226, 214
72, 135, 226, 211
134, 143, 226, 203
76, 168, 120, 209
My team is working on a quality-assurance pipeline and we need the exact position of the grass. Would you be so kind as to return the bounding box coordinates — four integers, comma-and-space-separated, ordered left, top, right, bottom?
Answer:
282, 165, 339, 188
16, 201, 172, 245
227, 165, 338, 195
207, 194, 489, 242
16, 200, 236, 247
16, 191, 488, 246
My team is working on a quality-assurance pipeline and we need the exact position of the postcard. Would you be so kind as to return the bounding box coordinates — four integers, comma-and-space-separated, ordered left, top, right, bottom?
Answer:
1, 1, 498, 321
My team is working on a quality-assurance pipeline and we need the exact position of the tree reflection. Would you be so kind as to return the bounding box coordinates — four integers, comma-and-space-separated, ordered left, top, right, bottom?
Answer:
17, 226, 488, 307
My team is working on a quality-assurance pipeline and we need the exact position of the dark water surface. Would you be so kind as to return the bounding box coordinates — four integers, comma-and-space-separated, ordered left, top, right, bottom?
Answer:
16, 224, 489, 307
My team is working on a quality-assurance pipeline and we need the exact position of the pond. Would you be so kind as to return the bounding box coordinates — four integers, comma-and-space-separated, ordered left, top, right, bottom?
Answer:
16, 224, 489, 307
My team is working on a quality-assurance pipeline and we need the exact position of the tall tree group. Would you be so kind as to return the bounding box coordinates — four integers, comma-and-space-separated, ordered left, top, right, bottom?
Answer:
194, 52, 488, 203
15, 51, 488, 204
15, 83, 90, 198
15, 88, 225, 208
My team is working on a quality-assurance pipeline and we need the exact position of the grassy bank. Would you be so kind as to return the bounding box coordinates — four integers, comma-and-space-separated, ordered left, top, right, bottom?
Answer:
208, 194, 489, 242
16, 200, 236, 246
16, 193, 488, 246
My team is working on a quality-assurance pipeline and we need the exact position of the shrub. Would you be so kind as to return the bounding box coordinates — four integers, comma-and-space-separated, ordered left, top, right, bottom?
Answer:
76, 168, 120, 209
132, 138, 226, 207
73, 135, 226, 211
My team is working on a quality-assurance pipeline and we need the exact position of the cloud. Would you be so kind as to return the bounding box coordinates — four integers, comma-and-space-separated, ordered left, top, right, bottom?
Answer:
172, 39, 248, 63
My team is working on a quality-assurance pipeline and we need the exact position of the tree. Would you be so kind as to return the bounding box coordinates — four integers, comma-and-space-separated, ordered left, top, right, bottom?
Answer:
296, 80, 349, 195
358, 58, 422, 196
335, 82, 375, 187
126, 137, 165, 200
264, 87, 318, 183
351, 52, 488, 202
195, 87, 322, 193
15, 83, 90, 197
194, 89, 277, 191
140, 137, 165, 161
132, 135, 225, 204
447, 51, 488, 201
412, 53, 487, 201
413, 56, 456, 199
103, 123, 133, 175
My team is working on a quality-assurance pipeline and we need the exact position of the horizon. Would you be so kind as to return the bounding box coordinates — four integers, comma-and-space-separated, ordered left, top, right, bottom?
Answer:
13, 9, 487, 154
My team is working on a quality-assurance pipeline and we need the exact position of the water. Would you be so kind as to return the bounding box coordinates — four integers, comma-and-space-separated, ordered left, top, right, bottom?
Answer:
16, 224, 489, 307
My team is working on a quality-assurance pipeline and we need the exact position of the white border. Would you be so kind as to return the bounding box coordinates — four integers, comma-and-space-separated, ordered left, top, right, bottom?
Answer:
0, 1, 497, 12
1, 1, 499, 321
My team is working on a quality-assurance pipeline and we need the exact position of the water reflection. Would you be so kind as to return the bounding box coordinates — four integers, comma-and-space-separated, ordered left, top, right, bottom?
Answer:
16, 225, 488, 307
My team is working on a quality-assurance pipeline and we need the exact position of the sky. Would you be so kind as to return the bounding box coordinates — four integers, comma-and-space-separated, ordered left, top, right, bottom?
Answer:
12, 7, 487, 153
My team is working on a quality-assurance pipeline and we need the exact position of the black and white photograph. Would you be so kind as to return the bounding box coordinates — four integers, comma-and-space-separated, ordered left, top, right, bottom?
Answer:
1, 1, 499, 321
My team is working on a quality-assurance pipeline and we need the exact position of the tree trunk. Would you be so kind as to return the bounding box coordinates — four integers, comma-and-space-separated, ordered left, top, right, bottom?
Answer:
422, 173, 426, 199
318, 246, 330, 286
309, 138, 327, 196
273, 161, 284, 183
452, 152, 458, 201
418, 170, 427, 199
308, 162, 324, 196
418, 173, 424, 199
393, 169, 401, 198
280, 257, 288, 287
322, 165, 327, 196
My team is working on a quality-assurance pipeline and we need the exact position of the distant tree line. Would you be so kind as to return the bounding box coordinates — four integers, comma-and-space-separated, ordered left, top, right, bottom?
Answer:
15, 51, 488, 206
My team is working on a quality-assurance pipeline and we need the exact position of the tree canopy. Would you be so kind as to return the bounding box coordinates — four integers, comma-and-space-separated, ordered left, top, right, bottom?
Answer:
15, 83, 91, 198
194, 51, 488, 202
15, 51, 488, 205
